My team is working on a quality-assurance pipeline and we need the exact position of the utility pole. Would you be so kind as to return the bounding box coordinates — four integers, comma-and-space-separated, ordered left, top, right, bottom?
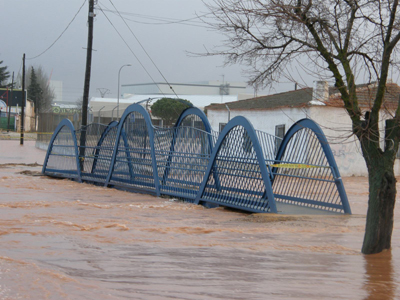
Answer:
81, 0, 94, 127
80, 0, 95, 169
20, 54, 25, 145
7, 72, 14, 132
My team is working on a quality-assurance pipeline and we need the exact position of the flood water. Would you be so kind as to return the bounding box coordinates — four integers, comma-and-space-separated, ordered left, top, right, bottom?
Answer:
0, 140, 399, 299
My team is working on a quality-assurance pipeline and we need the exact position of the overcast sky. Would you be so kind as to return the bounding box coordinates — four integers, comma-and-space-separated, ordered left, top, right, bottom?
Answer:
1, 0, 312, 103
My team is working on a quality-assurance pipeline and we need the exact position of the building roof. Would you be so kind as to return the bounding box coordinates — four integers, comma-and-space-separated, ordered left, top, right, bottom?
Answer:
206, 88, 314, 111
206, 82, 400, 112
326, 82, 400, 110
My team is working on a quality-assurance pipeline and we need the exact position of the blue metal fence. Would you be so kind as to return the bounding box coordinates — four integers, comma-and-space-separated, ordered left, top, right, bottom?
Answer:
43, 103, 351, 215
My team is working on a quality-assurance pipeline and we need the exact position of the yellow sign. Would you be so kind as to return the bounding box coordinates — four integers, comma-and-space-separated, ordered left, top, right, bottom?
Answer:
269, 164, 329, 169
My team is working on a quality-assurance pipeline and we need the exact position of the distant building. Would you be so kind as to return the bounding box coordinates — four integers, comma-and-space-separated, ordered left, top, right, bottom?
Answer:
0, 88, 35, 131
121, 81, 248, 98
0, 88, 26, 109
49, 80, 63, 103
90, 80, 254, 125
89, 94, 239, 126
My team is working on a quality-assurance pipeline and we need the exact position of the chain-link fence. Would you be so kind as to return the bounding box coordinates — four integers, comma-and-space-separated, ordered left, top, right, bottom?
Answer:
36, 111, 81, 150
28, 104, 177, 151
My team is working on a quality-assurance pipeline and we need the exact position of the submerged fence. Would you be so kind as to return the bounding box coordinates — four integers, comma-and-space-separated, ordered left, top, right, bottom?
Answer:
42, 103, 351, 215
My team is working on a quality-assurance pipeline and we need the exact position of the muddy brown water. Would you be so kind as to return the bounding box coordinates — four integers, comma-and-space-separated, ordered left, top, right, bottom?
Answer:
0, 140, 399, 299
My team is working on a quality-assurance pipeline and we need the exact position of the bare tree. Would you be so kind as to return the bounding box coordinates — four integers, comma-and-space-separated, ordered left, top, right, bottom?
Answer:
203, 0, 400, 254
75, 96, 83, 110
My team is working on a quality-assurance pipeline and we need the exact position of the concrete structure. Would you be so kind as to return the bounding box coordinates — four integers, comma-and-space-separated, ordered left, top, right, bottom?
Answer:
15, 99, 35, 132
205, 81, 400, 177
121, 81, 248, 97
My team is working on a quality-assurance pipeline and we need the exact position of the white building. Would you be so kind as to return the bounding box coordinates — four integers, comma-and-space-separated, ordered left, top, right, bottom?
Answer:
205, 81, 400, 177
88, 94, 239, 126
89, 80, 255, 124
49, 80, 63, 103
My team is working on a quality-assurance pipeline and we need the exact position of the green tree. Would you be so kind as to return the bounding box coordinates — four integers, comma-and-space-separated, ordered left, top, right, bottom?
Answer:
25, 66, 54, 113
151, 98, 192, 126
0, 60, 11, 88
28, 67, 42, 114
204, 0, 400, 254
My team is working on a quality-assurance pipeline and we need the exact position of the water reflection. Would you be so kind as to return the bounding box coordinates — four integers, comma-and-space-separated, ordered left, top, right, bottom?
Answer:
364, 251, 395, 300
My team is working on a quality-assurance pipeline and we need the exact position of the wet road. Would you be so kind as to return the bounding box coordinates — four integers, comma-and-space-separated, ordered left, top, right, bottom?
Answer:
0, 140, 398, 299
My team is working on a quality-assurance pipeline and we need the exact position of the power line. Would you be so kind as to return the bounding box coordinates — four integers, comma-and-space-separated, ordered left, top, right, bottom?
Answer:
107, 0, 180, 98
27, 0, 87, 60
97, 5, 166, 97
98, 5, 211, 28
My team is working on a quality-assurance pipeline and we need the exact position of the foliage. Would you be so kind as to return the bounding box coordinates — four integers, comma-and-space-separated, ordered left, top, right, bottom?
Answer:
151, 98, 192, 125
204, 0, 400, 254
28, 67, 42, 110
26, 66, 54, 113
75, 96, 83, 110
0, 60, 11, 88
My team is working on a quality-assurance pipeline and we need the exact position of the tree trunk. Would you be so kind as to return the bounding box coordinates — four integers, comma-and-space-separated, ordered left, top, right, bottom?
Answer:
362, 158, 397, 254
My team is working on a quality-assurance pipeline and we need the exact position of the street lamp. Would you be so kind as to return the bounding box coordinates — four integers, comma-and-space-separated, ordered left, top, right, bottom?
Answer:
117, 64, 132, 120
111, 105, 118, 121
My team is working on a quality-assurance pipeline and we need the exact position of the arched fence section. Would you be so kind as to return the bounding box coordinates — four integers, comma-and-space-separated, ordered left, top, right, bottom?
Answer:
74, 123, 118, 183
105, 104, 160, 195
42, 104, 351, 215
89, 121, 119, 182
42, 119, 82, 182
156, 107, 218, 201
195, 116, 277, 213
272, 119, 351, 214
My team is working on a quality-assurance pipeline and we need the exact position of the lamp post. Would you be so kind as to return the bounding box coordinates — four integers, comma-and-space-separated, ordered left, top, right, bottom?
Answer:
111, 105, 118, 121
98, 106, 105, 123
117, 64, 131, 120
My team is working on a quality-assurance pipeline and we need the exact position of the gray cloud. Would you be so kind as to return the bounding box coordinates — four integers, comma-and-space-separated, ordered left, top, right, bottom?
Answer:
1, 0, 309, 102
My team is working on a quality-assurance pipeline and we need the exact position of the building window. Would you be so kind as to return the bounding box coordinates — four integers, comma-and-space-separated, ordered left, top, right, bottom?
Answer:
219, 123, 227, 132
275, 124, 285, 153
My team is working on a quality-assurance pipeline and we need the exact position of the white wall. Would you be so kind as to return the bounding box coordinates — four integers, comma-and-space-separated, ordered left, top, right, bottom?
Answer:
308, 106, 368, 176
309, 106, 400, 177
208, 107, 308, 134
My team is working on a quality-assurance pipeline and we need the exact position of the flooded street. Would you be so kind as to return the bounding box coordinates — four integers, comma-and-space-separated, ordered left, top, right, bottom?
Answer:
0, 140, 399, 299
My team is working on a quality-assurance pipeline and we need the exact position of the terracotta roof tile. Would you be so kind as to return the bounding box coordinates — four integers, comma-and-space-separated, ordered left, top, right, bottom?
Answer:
324, 82, 400, 111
